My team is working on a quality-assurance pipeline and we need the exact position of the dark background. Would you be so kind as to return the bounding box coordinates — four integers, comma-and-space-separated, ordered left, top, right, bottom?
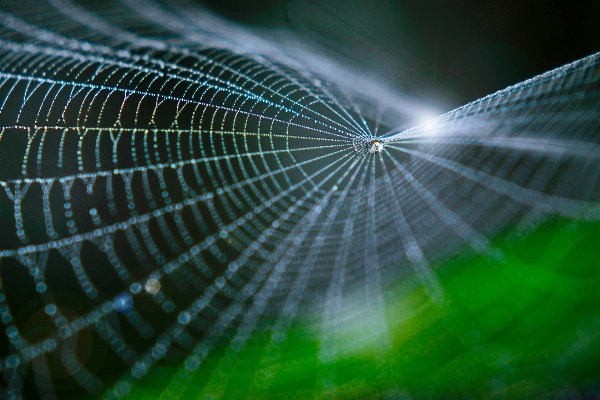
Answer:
198, 0, 600, 112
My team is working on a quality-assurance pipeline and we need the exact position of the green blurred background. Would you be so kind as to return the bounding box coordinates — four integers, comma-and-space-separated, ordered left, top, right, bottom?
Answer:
126, 217, 600, 399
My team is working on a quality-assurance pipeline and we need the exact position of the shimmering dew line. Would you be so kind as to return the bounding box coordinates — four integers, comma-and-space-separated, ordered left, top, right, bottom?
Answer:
0, 146, 351, 257
0, 71, 356, 141
394, 135, 600, 159
2, 143, 352, 186
387, 145, 600, 219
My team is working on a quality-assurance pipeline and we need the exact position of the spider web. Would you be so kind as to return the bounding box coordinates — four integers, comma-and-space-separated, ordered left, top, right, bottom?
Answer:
0, 0, 599, 398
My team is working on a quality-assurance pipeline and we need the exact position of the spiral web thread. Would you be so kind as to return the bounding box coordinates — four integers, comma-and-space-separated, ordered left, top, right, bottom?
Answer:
0, 0, 599, 398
